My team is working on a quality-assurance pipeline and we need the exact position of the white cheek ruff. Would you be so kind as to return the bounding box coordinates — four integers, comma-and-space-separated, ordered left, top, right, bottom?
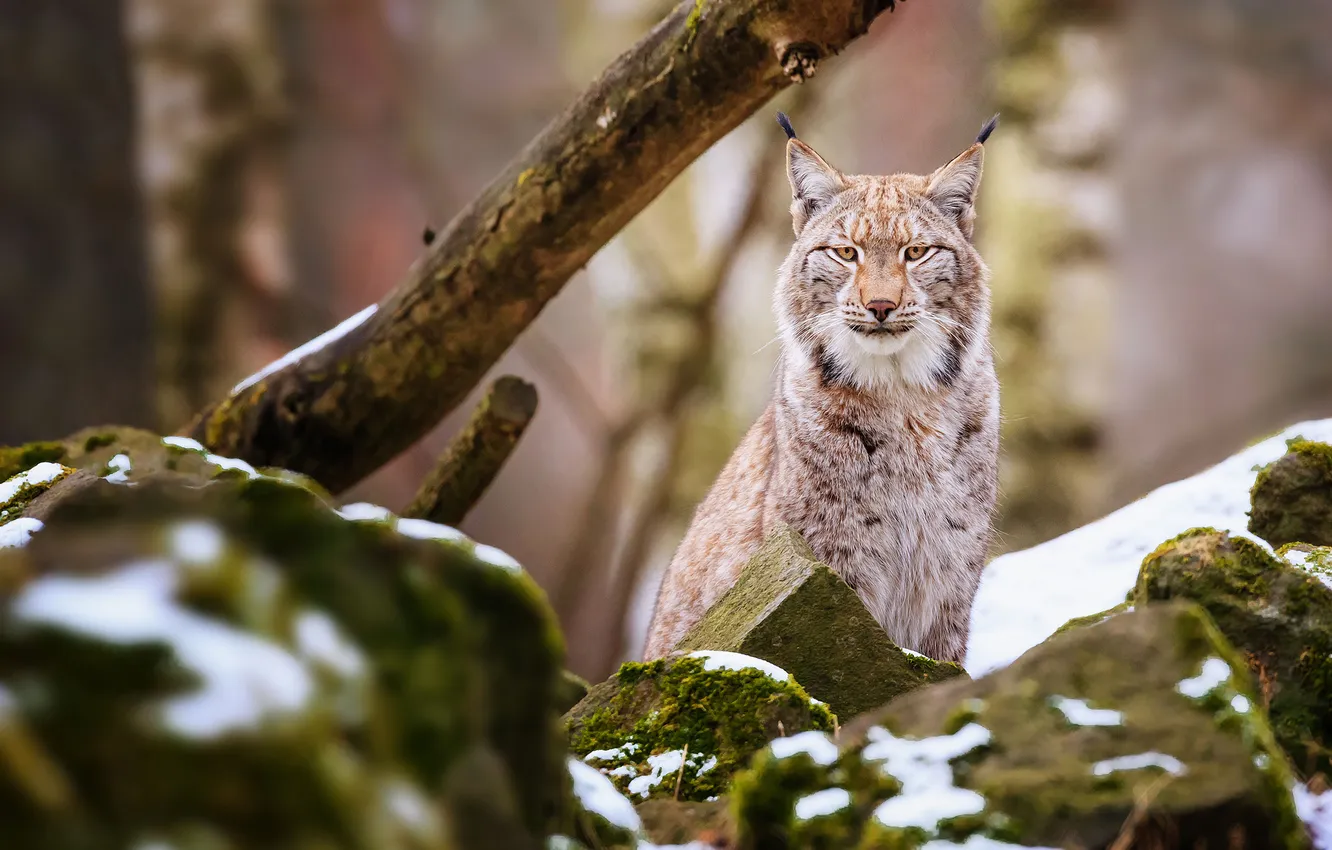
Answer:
849, 331, 912, 357
822, 316, 953, 392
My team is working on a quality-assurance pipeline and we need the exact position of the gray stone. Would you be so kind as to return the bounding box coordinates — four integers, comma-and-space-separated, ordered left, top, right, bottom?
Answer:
729, 602, 1303, 850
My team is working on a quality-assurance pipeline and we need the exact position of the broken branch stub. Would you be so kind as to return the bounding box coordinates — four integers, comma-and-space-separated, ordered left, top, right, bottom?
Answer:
404, 375, 538, 527
183, 0, 903, 493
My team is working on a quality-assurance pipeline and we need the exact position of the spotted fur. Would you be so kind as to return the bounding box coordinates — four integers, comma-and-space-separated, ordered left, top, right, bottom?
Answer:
643, 119, 1001, 664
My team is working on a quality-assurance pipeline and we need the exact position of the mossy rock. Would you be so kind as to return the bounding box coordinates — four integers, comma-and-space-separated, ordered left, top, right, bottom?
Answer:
565, 653, 834, 803
1250, 439, 1332, 548
1137, 527, 1332, 777
0, 432, 525, 579
728, 602, 1304, 850
675, 523, 965, 719
0, 426, 334, 505
0, 474, 564, 849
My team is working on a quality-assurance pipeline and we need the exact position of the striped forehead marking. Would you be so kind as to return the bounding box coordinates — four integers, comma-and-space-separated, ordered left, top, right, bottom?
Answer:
852, 213, 871, 243
834, 181, 932, 246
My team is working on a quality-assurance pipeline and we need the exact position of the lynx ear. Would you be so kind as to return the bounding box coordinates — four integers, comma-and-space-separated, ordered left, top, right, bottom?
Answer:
926, 114, 997, 240
926, 144, 985, 239
782, 114, 845, 235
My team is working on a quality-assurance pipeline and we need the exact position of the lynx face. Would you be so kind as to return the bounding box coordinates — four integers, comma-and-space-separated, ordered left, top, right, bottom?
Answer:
775, 135, 991, 392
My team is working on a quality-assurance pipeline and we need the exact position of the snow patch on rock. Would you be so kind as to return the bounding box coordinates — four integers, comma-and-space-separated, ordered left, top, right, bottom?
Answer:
1091, 752, 1187, 777
0, 517, 43, 549
1049, 696, 1123, 727
795, 787, 851, 820
0, 462, 69, 505
13, 559, 314, 738
769, 730, 839, 766
568, 756, 642, 833
687, 650, 790, 683
1176, 657, 1233, 700
866, 723, 991, 833
967, 417, 1332, 676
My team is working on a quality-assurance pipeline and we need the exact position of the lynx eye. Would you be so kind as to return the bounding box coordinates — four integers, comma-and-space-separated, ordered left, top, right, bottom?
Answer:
904, 245, 930, 261
828, 245, 858, 262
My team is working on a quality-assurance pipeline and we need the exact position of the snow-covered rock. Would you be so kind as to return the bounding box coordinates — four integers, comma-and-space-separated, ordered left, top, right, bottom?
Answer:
968, 418, 1332, 676
731, 602, 1302, 849
566, 653, 833, 803
1135, 527, 1332, 776
0, 470, 564, 850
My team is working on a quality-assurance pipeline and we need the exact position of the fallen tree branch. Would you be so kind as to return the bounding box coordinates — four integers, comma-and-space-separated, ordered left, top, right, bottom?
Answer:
182, 0, 902, 493
404, 375, 537, 526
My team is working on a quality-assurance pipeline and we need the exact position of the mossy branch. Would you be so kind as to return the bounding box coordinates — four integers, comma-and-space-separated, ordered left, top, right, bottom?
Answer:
180, 0, 903, 493
404, 376, 538, 527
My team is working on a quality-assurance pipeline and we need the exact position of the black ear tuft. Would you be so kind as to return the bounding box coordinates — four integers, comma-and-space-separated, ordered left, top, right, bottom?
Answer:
776, 111, 797, 140
975, 113, 1000, 145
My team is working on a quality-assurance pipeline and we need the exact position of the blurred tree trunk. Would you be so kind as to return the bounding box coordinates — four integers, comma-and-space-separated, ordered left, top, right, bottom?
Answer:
272, 0, 423, 337
1110, 0, 1332, 501
0, 0, 155, 444
128, 0, 293, 428
981, 0, 1123, 551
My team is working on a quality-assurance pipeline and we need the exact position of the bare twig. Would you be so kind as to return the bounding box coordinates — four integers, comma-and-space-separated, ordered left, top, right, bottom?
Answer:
1108, 773, 1175, 850
674, 742, 690, 800
181, 0, 903, 494
404, 375, 537, 526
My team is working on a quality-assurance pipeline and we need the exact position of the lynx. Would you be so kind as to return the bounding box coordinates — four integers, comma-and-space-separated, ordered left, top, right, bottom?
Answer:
643, 114, 1001, 664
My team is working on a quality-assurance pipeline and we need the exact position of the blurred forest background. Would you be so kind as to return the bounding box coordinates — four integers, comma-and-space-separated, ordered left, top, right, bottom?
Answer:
4, 0, 1332, 681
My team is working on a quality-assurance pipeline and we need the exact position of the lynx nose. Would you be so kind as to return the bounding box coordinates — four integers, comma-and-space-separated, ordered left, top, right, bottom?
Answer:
865, 299, 897, 323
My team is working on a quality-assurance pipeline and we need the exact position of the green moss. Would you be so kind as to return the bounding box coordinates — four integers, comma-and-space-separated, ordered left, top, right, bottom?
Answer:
567, 656, 833, 802
902, 651, 964, 679
1137, 528, 1332, 778
731, 604, 1304, 850
0, 441, 67, 483
0, 474, 565, 848
81, 432, 118, 452
1137, 527, 1275, 601
941, 699, 987, 736
730, 737, 873, 850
